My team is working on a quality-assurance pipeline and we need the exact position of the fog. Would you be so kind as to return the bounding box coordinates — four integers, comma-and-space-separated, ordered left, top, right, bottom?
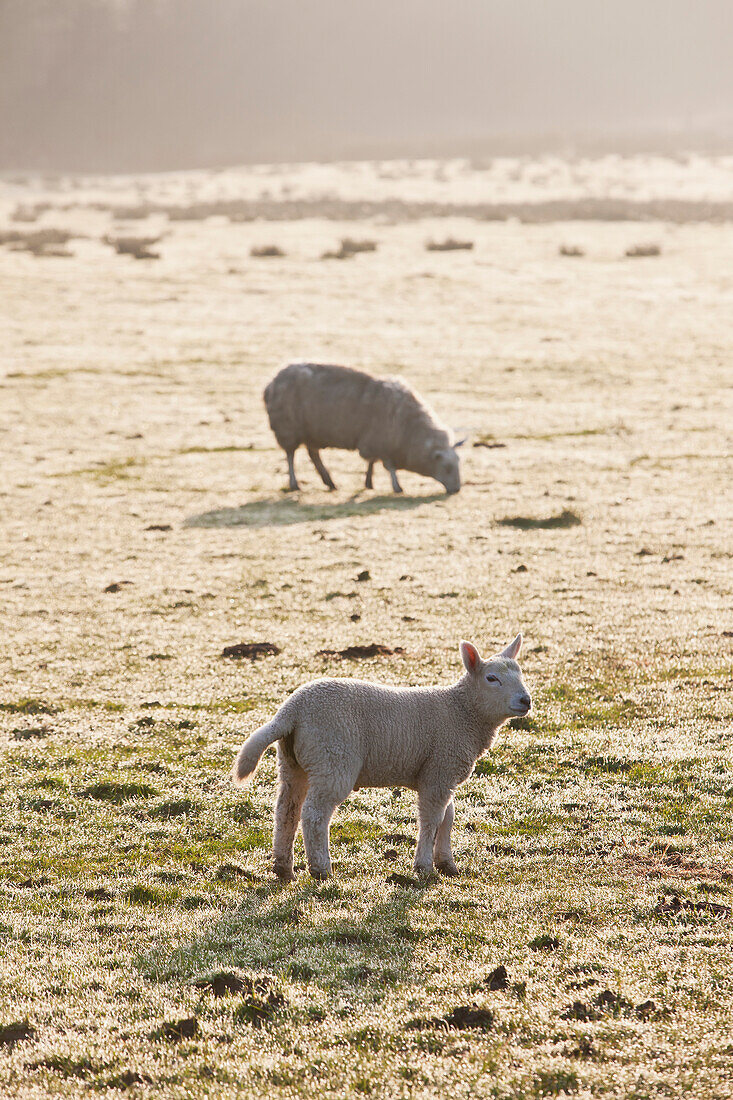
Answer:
2, 0, 732, 171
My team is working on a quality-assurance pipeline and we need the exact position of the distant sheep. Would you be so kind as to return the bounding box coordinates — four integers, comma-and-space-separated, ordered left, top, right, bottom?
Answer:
264, 362, 464, 494
232, 633, 531, 879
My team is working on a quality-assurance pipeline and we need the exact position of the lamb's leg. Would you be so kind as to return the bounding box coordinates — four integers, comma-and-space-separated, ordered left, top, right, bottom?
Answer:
384, 462, 403, 494
365, 460, 374, 490
300, 789, 341, 878
414, 788, 452, 875
307, 447, 336, 491
272, 760, 308, 881
433, 797, 458, 876
286, 450, 299, 492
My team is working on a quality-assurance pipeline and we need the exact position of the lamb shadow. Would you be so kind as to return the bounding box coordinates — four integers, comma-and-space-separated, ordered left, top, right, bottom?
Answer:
184, 493, 445, 529
138, 872, 432, 1004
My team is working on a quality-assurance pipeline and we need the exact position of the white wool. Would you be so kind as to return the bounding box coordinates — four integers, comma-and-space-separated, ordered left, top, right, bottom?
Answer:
232, 634, 530, 879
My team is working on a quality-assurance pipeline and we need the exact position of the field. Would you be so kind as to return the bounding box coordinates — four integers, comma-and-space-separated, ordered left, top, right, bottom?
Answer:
1, 156, 732, 1098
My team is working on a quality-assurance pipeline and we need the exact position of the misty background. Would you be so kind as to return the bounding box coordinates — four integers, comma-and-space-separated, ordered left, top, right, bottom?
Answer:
2, 0, 733, 173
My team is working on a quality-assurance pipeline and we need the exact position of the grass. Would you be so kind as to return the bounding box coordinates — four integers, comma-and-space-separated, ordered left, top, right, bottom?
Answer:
2, 177, 733, 1098
1, 665, 732, 1098
0, 698, 59, 715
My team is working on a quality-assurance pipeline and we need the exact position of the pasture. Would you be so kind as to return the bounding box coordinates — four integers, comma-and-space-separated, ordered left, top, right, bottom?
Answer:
1, 159, 732, 1098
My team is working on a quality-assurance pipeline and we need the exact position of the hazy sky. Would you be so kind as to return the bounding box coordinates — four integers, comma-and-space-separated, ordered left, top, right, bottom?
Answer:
2, 0, 732, 170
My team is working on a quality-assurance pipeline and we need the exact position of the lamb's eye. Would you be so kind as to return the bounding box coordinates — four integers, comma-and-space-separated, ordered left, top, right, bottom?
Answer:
486, 674, 501, 684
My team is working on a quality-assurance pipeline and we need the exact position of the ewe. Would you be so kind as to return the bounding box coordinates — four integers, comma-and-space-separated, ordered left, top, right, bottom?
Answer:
264, 362, 463, 495
232, 634, 531, 879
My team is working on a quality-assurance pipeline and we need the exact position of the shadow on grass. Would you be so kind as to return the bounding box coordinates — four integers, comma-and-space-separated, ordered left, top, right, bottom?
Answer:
184, 493, 445, 528
141, 873, 431, 1002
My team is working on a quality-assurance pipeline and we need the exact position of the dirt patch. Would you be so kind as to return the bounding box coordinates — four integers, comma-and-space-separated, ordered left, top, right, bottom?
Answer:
425, 238, 473, 251
625, 243, 661, 258
619, 848, 733, 882
159, 1016, 198, 1042
322, 238, 377, 259
105, 235, 161, 260
221, 642, 281, 659
193, 971, 255, 997
232, 982, 286, 1028
497, 509, 582, 530
407, 1004, 493, 1030
655, 894, 731, 918
85, 886, 114, 900
317, 644, 405, 659
529, 934, 560, 951
11, 726, 49, 740
0, 1021, 35, 1046
562, 990, 659, 1022
0, 228, 75, 256
386, 872, 419, 888
482, 965, 509, 991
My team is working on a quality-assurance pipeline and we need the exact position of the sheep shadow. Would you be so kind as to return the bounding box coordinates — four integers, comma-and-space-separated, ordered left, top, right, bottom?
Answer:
184, 493, 445, 529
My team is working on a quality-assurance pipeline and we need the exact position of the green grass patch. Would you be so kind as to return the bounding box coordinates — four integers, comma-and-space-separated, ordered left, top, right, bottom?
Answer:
80, 780, 159, 802
0, 697, 59, 715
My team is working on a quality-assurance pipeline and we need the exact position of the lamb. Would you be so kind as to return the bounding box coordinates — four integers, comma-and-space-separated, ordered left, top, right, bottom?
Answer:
263, 362, 464, 495
232, 633, 531, 879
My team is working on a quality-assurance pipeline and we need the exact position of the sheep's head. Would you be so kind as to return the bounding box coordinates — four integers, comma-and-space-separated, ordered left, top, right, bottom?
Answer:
431, 443, 462, 494
459, 633, 531, 725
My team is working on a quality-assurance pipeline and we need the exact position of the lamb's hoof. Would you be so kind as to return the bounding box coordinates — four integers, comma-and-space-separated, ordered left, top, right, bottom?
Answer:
273, 864, 295, 882
436, 861, 459, 877
413, 864, 434, 878
309, 868, 331, 881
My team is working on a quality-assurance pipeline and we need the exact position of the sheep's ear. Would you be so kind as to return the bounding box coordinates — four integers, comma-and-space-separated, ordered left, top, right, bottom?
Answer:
501, 633, 522, 659
460, 640, 481, 672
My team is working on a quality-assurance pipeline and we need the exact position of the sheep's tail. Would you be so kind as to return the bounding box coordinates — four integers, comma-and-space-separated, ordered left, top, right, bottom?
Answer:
232, 711, 293, 786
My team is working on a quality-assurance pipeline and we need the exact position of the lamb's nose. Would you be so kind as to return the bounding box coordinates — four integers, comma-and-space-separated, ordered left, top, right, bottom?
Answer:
520, 694, 531, 709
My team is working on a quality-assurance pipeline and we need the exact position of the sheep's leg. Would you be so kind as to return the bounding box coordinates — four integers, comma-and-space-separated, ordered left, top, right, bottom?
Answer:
433, 797, 458, 876
365, 460, 375, 490
300, 789, 341, 879
286, 450, 299, 492
272, 760, 309, 881
414, 788, 452, 875
307, 447, 336, 491
384, 462, 403, 494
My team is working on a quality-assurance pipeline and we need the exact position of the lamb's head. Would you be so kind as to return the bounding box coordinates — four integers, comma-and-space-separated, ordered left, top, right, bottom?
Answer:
429, 442, 462, 494
459, 633, 531, 725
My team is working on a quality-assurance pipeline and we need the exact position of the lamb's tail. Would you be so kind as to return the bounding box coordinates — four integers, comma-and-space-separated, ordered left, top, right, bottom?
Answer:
232, 712, 293, 786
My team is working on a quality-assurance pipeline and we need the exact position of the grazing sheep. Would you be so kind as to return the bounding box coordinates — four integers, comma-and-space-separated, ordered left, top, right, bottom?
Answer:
263, 362, 464, 494
232, 633, 530, 879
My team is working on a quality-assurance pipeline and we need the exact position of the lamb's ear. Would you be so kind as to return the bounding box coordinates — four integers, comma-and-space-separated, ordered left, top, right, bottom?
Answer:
460, 640, 481, 673
501, 633, 522, 660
